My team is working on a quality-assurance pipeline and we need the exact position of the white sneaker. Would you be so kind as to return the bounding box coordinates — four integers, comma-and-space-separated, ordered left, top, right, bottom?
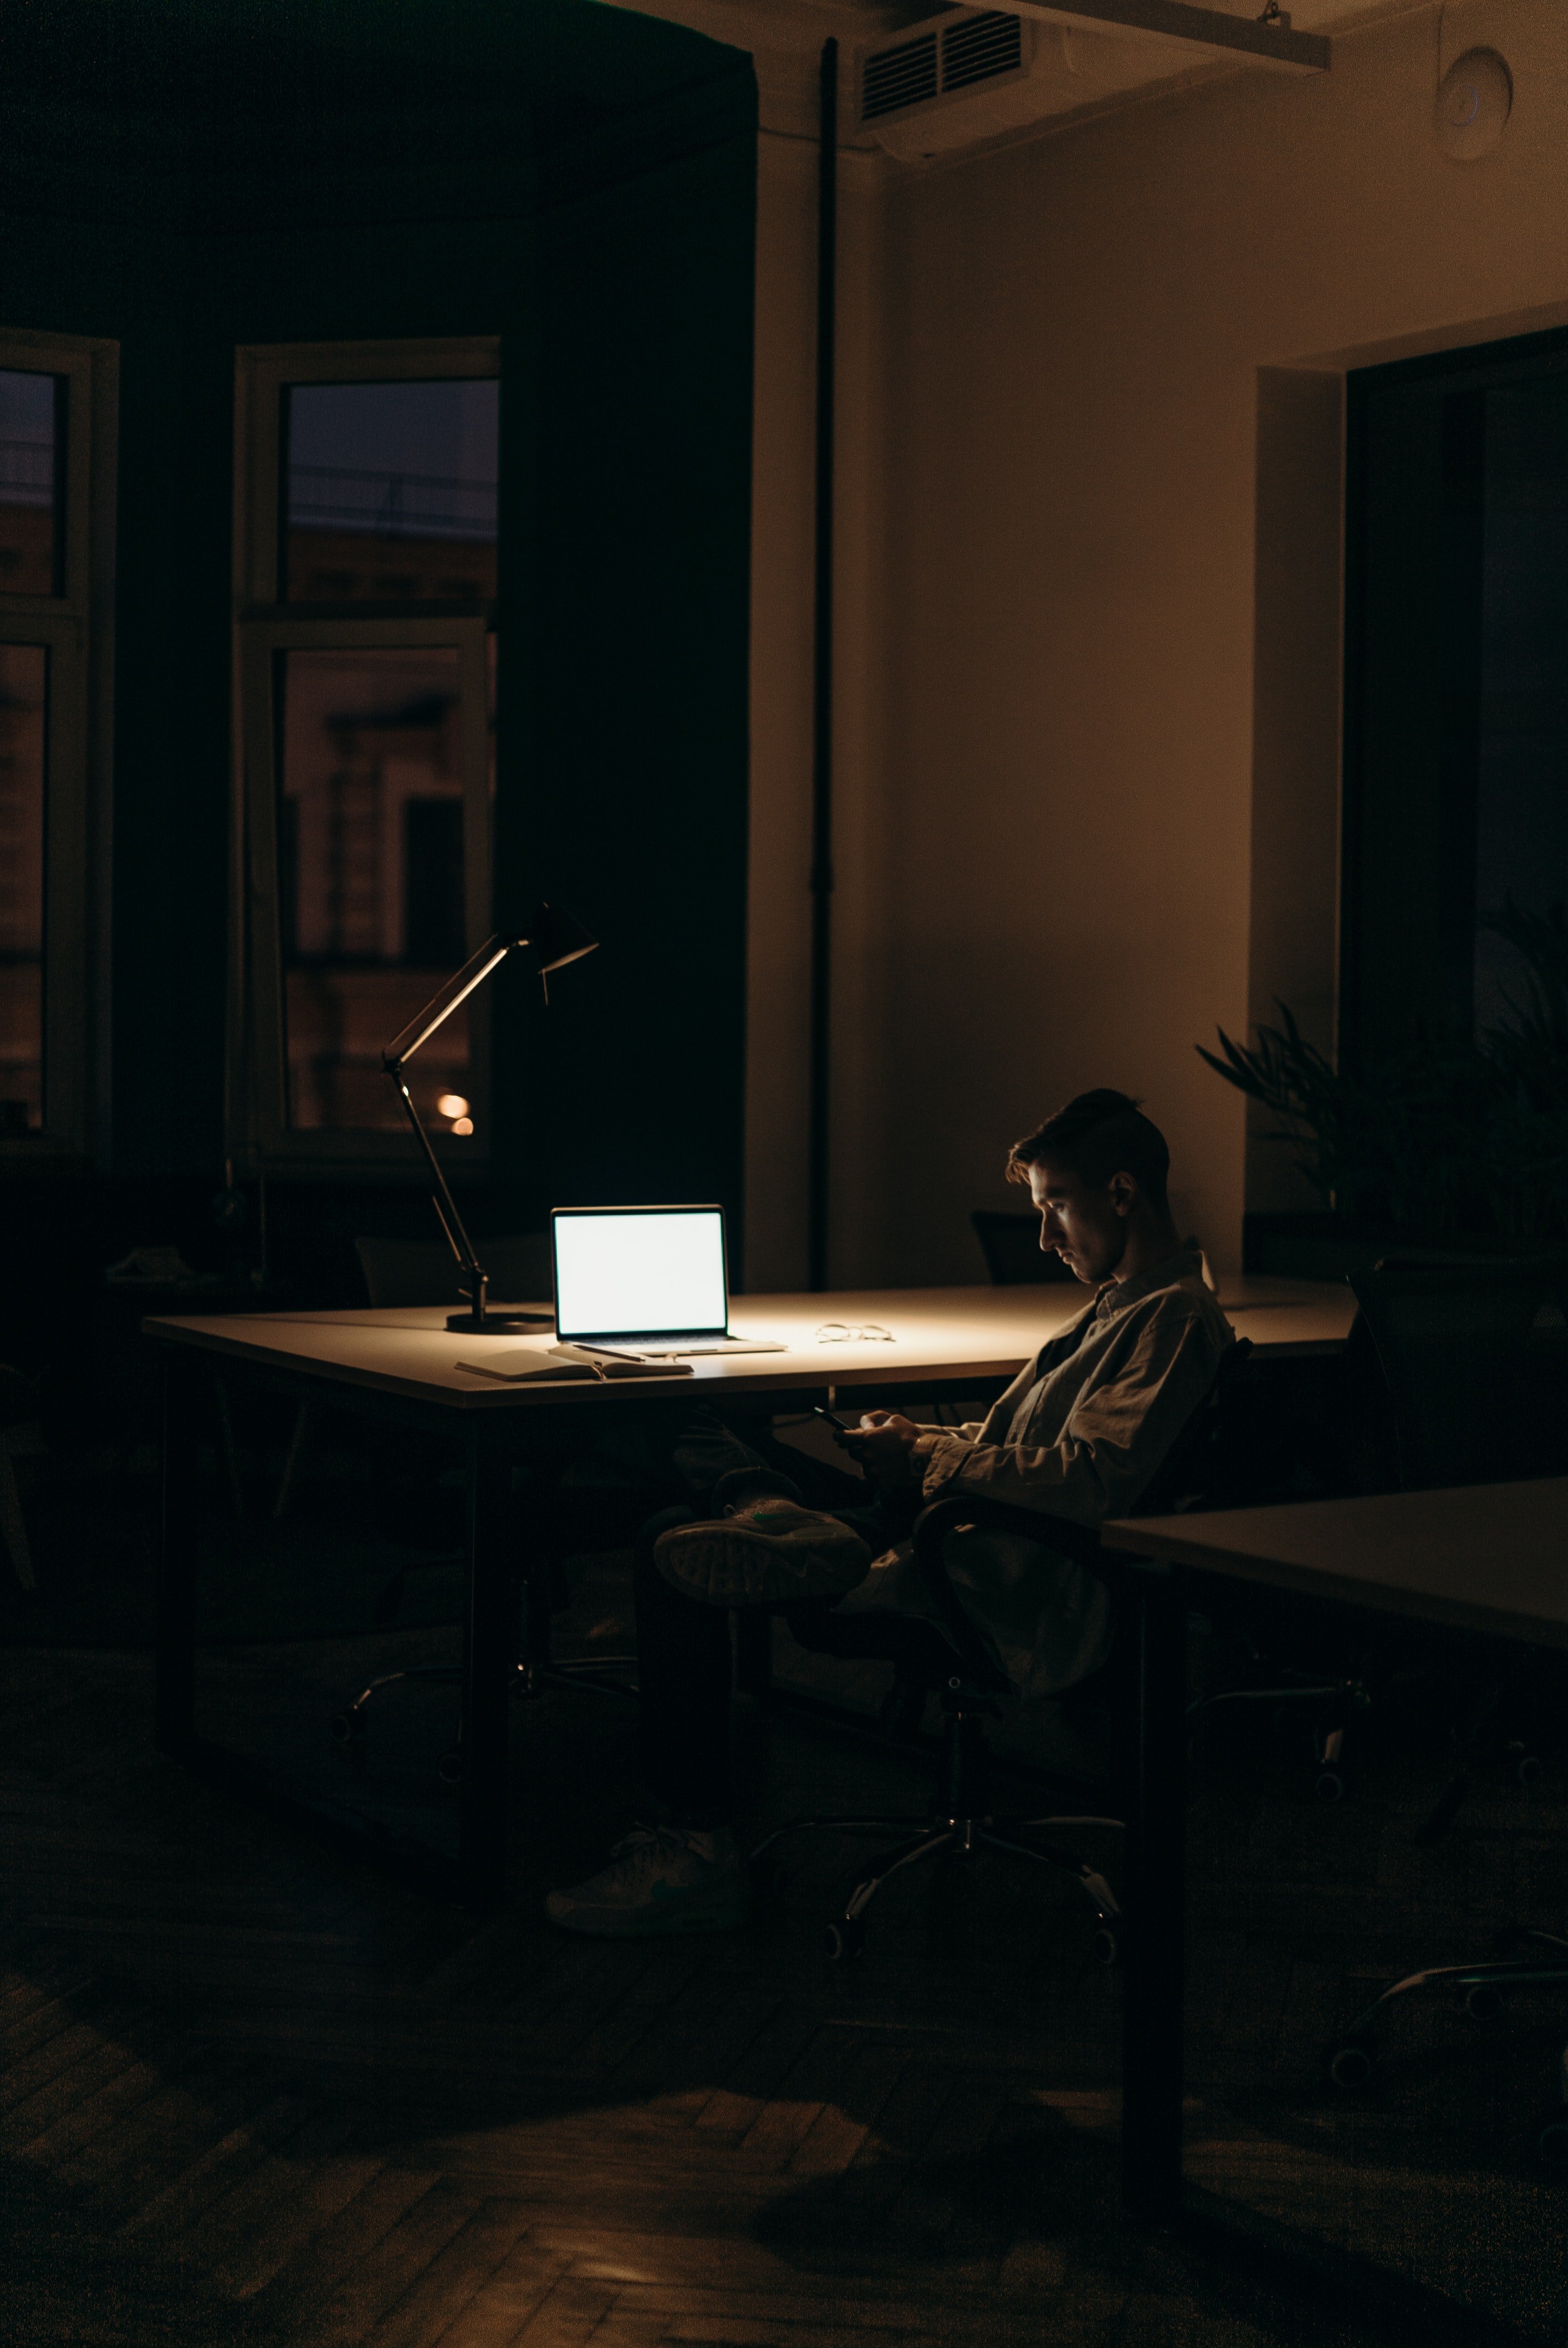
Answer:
656, 1496, 872, 1606
543, 1824, 749, 1938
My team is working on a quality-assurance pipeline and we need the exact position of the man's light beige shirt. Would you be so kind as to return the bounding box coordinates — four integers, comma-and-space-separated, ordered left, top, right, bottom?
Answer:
843, 1247, 1234, 1698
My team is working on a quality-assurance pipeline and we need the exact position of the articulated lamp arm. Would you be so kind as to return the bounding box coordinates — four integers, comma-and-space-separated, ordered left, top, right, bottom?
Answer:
380, 904, 598, 1334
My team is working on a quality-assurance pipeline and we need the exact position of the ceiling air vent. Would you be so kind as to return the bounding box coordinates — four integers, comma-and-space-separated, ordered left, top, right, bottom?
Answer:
858, 11, 1034, 144
861, 32, 939, 122
941, 11, 1024, 94
860, 4, 1327, 163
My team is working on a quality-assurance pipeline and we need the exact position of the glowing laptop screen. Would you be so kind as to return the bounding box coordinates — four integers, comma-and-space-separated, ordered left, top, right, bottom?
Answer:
553, 1208, 728, 1339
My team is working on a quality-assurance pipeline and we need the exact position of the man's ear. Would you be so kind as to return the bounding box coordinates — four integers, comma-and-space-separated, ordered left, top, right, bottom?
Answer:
1107, 1171, 1137, 1218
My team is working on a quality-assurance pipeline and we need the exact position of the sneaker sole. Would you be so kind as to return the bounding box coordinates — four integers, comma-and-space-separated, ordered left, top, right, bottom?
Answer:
655, 1522, 869, 1606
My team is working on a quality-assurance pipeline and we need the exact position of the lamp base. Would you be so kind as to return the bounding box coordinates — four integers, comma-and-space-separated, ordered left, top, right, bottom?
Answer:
445, 1309, 553, 1333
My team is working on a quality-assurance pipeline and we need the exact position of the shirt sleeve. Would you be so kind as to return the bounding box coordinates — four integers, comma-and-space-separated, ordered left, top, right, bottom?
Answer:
915, 1296, 1225, 1528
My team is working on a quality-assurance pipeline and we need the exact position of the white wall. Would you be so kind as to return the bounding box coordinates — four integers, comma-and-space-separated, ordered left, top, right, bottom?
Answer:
742, 2, 1568, 1290
832, 0, 1568, 1284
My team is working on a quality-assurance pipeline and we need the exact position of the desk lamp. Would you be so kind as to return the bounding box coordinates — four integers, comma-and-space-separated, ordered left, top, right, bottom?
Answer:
381, 901, 597, 1333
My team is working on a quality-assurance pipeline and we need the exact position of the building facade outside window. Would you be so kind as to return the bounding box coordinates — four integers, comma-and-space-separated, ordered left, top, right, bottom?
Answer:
0, 332, 116, 1163
232, 340, 499, 1169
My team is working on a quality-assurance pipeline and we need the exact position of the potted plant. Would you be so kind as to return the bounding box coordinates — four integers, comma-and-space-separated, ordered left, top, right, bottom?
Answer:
1198, 903, 1568, 1256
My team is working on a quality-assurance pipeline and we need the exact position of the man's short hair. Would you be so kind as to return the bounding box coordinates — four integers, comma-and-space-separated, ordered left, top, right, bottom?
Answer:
1006, 1088, 1170, 1206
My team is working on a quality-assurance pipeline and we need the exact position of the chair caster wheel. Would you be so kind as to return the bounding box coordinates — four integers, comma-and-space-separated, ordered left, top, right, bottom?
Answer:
825, 1917, 865, 1961
1463, 1983, 1503, 2023
1515, 1754, 1545, 1791
1538, 2118, 1568, 2165
1314, 1769, 1345, 1803
1326, 2040, 1375, 2090
436, 1746, 464, 1789
1091, 1926, 1120, 1969
330, 1710, 364, 1750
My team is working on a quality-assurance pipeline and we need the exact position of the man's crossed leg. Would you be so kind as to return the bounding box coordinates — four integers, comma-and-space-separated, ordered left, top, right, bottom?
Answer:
543, 1410, 932, 1937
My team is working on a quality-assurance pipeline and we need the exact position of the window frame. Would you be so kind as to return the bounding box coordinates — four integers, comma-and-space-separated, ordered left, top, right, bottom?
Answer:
231, 337, 500, 1174
1341, 323, 1568, 1080
0, 329, 116, 1168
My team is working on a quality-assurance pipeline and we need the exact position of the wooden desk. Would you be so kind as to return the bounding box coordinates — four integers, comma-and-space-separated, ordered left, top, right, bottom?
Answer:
145, 1274, 1355, 1410
1107, 1478, 1568, 1653
1099, 1479, 1568, 2258
145, 1277, 1355, 1908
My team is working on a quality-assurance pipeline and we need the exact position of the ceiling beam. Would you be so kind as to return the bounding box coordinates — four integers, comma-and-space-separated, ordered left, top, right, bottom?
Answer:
1007, 1, 1330, 75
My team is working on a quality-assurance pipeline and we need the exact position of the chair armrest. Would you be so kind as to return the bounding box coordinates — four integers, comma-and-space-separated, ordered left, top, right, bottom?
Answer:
914, 1492, 1105, 1568
910, 1494, 1106, 1692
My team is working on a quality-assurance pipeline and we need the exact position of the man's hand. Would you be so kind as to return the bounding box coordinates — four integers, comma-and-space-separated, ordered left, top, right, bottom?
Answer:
844, 1409, 923, 1489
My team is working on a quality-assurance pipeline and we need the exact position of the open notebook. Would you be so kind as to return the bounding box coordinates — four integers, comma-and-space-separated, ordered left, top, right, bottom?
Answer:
456, 1346, 693, 1384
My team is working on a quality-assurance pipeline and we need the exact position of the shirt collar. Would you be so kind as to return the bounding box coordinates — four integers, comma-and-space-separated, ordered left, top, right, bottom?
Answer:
1092, 1245, 1207, 1317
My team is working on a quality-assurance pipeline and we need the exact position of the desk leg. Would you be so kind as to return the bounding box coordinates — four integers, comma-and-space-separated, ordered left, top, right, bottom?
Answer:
459, 1425, 512, 1911
156, 1359, 200, 1758
1122, 1561, 1187, 2223
734, 1610, 773, 1697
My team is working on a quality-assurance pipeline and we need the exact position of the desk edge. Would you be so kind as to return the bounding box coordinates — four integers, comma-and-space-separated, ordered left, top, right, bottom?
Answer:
1101, 1520, 1568, 1651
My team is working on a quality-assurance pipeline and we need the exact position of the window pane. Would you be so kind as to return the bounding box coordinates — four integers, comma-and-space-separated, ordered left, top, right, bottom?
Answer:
0, 371, 61, 597
1472, 378, 1568, 1031
0, 643, 47, 1132
276, 646, 474, 1133
284, 380, 498, 604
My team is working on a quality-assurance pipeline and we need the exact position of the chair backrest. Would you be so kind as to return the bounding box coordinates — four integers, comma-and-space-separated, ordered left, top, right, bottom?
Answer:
1130, 1336, 1259, 1519
970, 1210, 1072, 1285
1346, 1256, 1559, 1490
354, 1231, 552, 1310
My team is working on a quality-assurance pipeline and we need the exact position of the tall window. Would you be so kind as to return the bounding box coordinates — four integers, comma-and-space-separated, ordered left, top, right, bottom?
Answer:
1344, 327, 1568, 1072
234, 343, 499, 1166
0, 635, 48, 1134
0, 335, 114, 1162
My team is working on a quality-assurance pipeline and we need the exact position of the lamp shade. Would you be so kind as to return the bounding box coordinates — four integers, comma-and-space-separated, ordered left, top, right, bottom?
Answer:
524, 900, 597, 975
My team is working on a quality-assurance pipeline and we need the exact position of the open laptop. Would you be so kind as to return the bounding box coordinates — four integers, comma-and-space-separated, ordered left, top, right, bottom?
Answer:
550, 1205, 784, 1357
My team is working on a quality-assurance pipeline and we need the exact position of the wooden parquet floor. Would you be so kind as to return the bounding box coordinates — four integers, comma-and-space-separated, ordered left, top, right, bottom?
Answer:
0, 1641, 1397, 2348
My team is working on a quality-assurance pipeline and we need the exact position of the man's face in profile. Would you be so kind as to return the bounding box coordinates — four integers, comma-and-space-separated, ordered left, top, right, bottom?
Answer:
1028, 1158, 1131, 1287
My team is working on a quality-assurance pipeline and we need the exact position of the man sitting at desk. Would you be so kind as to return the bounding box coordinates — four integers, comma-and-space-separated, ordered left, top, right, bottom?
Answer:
546, 1088, 1234, 1938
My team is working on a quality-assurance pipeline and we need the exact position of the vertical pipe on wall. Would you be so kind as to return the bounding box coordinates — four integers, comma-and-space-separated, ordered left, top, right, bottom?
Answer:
808, 38, 838, 1291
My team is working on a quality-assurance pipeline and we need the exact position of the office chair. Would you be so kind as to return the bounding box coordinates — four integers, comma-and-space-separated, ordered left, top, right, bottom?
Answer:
1320, 1254, 1568, 2154
354, 1232, 553, 1311
970, 1210, 1074, 1285
275, 1235, 558, 1523
1350, 1254, 1564, 1821
1188, 1256, 1568, 1807
330, 1229, 638, 1781
1325, 1920, 1568, 2159
331, 1466, 646, 1782
750, 1340, 1256, 1960
291, 1230, 556, 1525
1350, 1254, 1564, 1493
